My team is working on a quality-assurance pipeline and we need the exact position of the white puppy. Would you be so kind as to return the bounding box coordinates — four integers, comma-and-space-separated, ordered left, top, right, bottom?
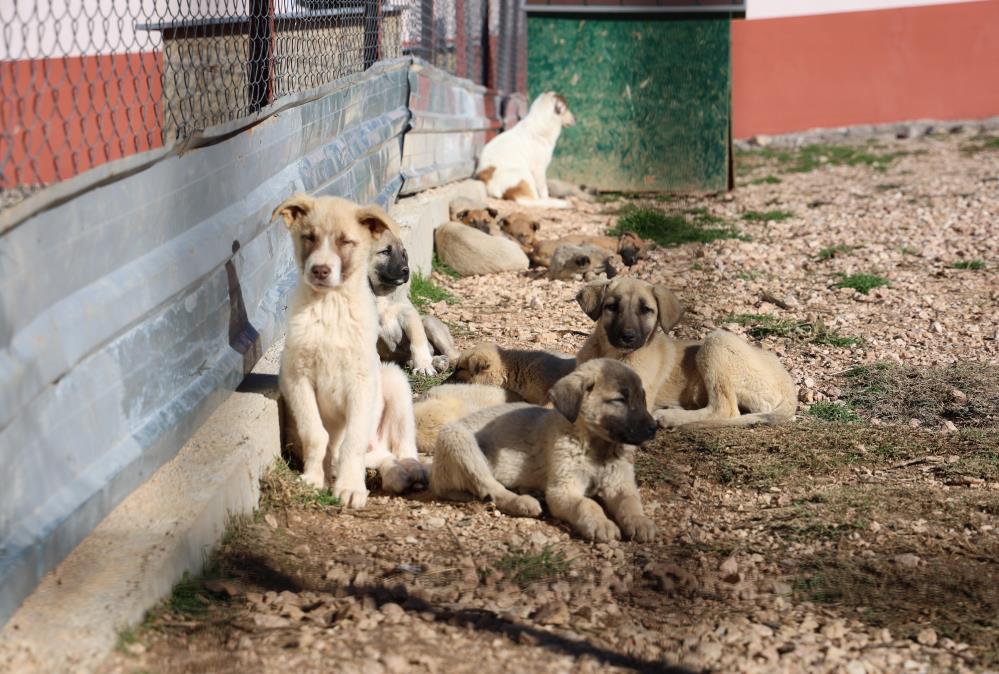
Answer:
275, 194, 425, 508
475, 92, 576, 209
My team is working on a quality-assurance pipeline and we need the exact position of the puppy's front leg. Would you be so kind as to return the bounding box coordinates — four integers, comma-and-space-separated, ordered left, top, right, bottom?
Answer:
546, 480, 620, 543
281, 375, 329, 489
600, 462, 656, 542
401, 307, 435, 375
334, 391, 379, 508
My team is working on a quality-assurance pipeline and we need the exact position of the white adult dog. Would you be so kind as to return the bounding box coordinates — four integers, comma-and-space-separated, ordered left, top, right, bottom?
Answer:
476, 92, 576, 209
275, 194, 425, 508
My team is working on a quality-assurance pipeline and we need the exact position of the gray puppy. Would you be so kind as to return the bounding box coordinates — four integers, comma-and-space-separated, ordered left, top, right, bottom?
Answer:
430, 358, 658, 543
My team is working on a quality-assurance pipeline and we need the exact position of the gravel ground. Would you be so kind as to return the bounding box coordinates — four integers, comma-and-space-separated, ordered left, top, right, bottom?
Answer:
101, 131, 998, 674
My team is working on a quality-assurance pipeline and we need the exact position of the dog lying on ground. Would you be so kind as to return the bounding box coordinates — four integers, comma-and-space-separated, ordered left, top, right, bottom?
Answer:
531, 231, 646, 268
434, 221, 529, 276
275, 194, 426, 506
368, 228, 459, 374
497, 212, 542, 254
547, 179, 595, 202
430, 358, 658, 542
413, 383, 521, 453
447, 343, 576, 405
451, 201, 501, 236
547, 243, 621, 281
476, 92, 576, 209
575, 278, 798, 430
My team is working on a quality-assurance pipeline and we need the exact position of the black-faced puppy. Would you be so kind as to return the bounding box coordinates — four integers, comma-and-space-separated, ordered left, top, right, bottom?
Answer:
575, 277, 798, 430
368, 229, 459, 374
276, 194, 424, 507
447, 342, 575, 406
547, 243, 620, 281
430, 358, 658, 542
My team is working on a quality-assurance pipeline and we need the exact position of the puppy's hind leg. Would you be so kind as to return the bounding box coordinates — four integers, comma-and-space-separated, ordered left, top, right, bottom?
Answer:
431, 424, 542, 518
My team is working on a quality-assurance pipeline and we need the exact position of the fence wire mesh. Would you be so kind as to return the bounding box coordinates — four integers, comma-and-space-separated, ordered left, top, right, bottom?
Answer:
0, 0, 525, 210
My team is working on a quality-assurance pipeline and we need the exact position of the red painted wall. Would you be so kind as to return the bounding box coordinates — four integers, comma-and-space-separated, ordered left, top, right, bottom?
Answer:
732, 0, 999, 138
1, 52, 162, 188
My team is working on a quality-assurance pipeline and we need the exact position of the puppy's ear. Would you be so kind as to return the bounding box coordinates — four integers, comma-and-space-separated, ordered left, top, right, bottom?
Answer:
652, 285, 684, 333
455, 209, 470, 221
486, 207, 498, 218
497, 217, 509, 230
549, 370, 593, 424
272, 193, 314, 229
467, 352, 491, 375
531, 221, 541, 232
576, 279, 610, 321
357, 205, 400, 240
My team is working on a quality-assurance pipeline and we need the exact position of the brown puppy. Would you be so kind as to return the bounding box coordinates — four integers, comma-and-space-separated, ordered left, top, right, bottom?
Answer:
575, 278, 798, 430
531, 231, 646, 267
454, 206, 501, 235
498, 212, 542, 254
430, 358, 658, 542
447, 343, 575, 406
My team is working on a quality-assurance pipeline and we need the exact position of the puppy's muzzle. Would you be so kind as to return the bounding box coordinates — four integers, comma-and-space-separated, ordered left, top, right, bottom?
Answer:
624, 415, 658, 446
611, 329, 642, 351
311, 264, 331, 282
380, 266, 409, 287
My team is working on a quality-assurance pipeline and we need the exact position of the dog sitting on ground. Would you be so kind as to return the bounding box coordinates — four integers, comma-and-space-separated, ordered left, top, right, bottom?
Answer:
531, 231, 646, 268
447, 343, 576, 405
475, 92, 576, 209
434, 221, 529, 276
275, 194, 426, 506
575, 278, 798, 430
497, 212, 542, 254
368, 228, 459, 374
430, 358, 658, 542
547, 243, 621, 281
413, 383, 521, 453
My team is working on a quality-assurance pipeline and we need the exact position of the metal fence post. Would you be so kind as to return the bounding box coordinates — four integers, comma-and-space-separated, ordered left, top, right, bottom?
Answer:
248, 0, 274, 113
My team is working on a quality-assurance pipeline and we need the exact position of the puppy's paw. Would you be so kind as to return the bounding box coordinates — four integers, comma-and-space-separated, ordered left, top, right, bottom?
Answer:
411, 362, 437, 377
498, 494, 543, 518
380, 458, 429, 494
653, 408, 682, 430
333, 475, 369, 508
620, 515, 657, 542
577, 516, 621, 543
301, 468, 326, 490
431, 355, 451, 373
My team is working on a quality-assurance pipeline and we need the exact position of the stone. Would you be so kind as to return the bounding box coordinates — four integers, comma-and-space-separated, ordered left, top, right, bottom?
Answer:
917, 628, 938, 646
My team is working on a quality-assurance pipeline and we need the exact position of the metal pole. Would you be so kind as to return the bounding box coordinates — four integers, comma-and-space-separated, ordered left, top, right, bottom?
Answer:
248, 0, 273, 113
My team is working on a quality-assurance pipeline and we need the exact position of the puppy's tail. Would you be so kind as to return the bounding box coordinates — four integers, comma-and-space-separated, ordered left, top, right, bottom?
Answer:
676, 412, 784, 431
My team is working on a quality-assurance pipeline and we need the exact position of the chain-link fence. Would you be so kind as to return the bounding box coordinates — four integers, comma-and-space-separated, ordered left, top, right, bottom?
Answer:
0, 0, 526, 210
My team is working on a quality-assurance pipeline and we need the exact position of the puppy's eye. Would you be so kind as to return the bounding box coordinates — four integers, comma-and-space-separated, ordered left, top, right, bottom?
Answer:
639, 305, 654, 315
606, 397, 626, 405
339, 237, 356, 248
605, 303, 618, 313
301, 232, 317, 244
379, 245, 392, 256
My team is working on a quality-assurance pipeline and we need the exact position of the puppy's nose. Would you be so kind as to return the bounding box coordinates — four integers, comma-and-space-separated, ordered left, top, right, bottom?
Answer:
401, 266, 410, 278
620, 328, 636, 341
311, 264, 331, 281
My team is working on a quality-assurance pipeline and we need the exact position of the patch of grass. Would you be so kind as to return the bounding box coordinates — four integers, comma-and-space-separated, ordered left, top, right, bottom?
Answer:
432, 252, 460, 279
750, 175, 782, 185
742, 209, 794, 222
951, 259, 985, 270
116, 626, 140, 653
408, 369, 449, 396
737, 142, 917, 177
409, 272, 456, 312
609, 205, 743, 248
816, 244, 859, 261
736, 270, 762, 281
808, 402, 861, 423
844, 362, 999, 429
834, 273, 889, 294
726, 314, 859, 348
260, 458, 342, 511
167, 570, 221, 616
960, 135, 999, 155
494, 547, 572, 585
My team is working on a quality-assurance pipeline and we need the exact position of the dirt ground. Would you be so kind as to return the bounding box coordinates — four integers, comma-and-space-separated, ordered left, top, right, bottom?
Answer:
103, 131, 998, 674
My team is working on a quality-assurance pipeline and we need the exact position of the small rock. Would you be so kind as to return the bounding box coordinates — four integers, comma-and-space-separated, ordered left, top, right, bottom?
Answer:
264, 513, 279, 529
822, 619, 847, 639
894, 553, 921, 569
941, 420, 958, 433
719, 556, 740, 583
382, 654, 409, 674
292, 544, 311, 556
253, 613, 291, 629
917, 628, 938, 646
951, 389, 967, 401
868, 521, 882, 534
426, 517, 446, 529
752, 134, 772, 147
698, 641, 723, 662
203, 579, 243, 598
533, 600, 570, 625
908, 418, 922, 428
845, 660, 867, 674
380, 602, 405, 622
125, 643, 146, 656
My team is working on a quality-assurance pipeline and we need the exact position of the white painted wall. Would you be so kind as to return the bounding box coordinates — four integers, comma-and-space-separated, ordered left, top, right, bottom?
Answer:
746, 0, 985, 20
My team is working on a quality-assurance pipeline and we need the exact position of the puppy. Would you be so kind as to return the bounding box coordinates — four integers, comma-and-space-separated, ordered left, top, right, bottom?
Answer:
531, 231, 646, 268
368, 228, 459, 374
475, 92, 576, 209
453, 205, 501, 236
275, 194, 424, 507
497, 212, 542, 254
547, 243, 620, 281
434, 221, 529, 276
430, 358, 658, 543
547, 179, 595, 202
447, 343, 576, 405
575, 278, 798, 430
413, 383, 521, 453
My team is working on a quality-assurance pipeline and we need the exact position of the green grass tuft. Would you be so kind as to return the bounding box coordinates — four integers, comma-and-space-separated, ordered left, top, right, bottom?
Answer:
494, 547, 572, 585
750, 175, 782, 185
816, 244, 859, 261
835, 273, 889, 294
409, 272, 456, 312
808, 402, 861, 423
727, 314, 859, 348
432, 253, 460, 278
960, 136, 999, 155
408, 369, 449, 396
742, 209, 794, 222
951, 260, 985, 270
610, 205, 743, 248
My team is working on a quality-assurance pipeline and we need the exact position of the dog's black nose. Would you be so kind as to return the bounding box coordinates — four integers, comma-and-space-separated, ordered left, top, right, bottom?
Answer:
620, 329, 636, 341
311, 264, 331, 280
401, 266, 410, 278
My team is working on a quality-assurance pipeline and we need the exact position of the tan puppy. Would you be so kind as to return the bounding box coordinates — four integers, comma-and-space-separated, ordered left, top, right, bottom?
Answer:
575, 278, 798, 430
430, 359, 658, 542
447, 343, 576, 405
276, 194, 424, 507
547, 243, 620, 281
531, 231, 646, 268
497, 212, 542, 254
434, 221, 529, 276
453, 205, 501, 236
413, 383, 521, 453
